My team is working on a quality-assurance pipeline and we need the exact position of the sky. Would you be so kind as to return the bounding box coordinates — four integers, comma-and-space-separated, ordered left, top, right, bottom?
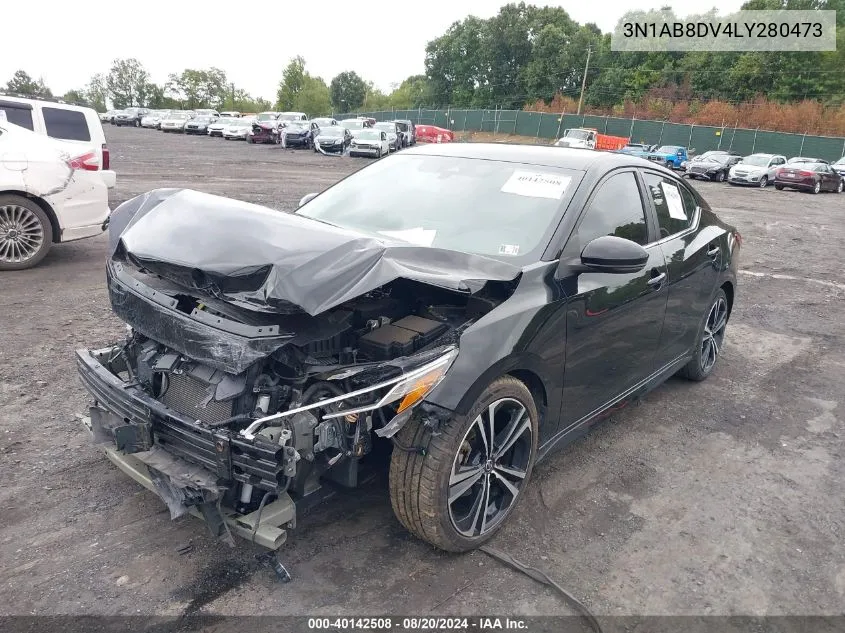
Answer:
2, 0, 745, 102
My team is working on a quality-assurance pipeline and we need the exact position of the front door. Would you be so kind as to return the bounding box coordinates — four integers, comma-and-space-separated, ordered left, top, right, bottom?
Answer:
558, 170, 669, 430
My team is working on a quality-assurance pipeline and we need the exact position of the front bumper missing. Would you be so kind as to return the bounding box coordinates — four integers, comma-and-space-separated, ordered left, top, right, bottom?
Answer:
76, 347, 296, 550
82, 414, 295, 550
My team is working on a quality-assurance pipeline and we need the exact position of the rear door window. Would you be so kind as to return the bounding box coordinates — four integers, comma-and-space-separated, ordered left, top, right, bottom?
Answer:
643, 172, 696, 238
43, 107, 91, 142
0, 105, 34, 130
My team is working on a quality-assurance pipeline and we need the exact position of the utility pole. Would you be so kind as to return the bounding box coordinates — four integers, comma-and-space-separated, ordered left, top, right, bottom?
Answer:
577, 46, 592, 116
230, 83, 235, 110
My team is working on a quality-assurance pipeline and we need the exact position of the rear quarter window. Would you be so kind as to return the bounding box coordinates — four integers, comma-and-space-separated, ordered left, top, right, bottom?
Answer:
0, 105, 34, 130
43, 107, 91, 142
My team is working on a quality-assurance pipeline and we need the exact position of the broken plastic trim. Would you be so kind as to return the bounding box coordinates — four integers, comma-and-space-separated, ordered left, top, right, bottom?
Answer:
239, 347, 458, 440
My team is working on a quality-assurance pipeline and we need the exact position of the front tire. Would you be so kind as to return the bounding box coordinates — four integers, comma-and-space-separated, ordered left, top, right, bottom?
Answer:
837, 179, 844, 193
677, 288, 729, 382
812, 180, 821, 194
717, 170, 726, 182
759, 175, 768, 188
0, 195, 53, 271
389, 376, 538, 552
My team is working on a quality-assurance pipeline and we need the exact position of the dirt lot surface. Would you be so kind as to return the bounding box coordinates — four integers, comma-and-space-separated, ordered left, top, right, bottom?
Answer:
1, 127, 844, 622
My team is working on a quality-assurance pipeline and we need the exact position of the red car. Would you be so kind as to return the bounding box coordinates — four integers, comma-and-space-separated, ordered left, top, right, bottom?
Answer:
774, 162, 844, 194
415, 125, 454, 143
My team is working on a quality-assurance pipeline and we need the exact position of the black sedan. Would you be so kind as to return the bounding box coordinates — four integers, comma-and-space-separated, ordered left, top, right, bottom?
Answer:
684, 153, 742, 181
775, 162, 844, 193
314, 126, 352, 153
184, 115, 217, 135
280, 121, 318, 148
75, 144, 739, 556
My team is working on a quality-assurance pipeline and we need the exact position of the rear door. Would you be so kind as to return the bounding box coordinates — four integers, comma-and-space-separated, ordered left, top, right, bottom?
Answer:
558, 169, 669, 429
642, 170, 720, 368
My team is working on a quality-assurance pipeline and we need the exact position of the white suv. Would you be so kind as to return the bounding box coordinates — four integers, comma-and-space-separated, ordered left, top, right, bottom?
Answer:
0, 95, 116, 190
0, 122, 110, 270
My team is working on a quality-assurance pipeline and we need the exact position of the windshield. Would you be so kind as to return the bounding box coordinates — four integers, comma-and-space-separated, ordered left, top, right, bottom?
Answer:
357, 130, 380, 140
374, 123, 393, 131
296, 155, 580, 259
834, 158, 845, 166
278, 114, 303, 121
395, 122, 409, 132
213, 117, 233, 125
195, 116, 214, 122
656, 146, 681, 154
342, 120, 365, 129
257, 113, 277, 121
169, 113, 189, 120
231, 120, 250, 127
741, 155, 771, 167
286, 122, 306, 130
319, 127, 344, 137
565, 129, 591, 140
313, 119, 334, 125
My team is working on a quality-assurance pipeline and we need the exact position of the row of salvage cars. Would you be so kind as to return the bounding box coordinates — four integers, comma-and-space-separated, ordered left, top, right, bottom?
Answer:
682, 150, 845, 193
105, 107, 453, 157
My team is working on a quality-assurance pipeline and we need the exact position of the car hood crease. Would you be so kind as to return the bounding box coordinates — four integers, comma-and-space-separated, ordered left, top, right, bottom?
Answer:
109, 189, 521, 316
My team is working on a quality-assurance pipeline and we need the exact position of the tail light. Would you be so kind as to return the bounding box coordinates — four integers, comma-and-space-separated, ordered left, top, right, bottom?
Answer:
101, 143, 110, 170
775, 168, 783, 176
798, 170, 813, 177
67, 151, 99, 171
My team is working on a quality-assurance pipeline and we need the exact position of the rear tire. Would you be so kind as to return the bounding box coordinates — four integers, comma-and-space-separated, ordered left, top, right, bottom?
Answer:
389, 376, 538, 552
0, 195, 53, 271
677, 288, 728, 382
717, 171, 726, 182
812, 181, 821, 194
838, 180, 844, 193
775, 184, 784, 190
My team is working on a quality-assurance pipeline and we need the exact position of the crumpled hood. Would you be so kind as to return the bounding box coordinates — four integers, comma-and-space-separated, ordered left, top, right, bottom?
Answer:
109, 189, 521, 316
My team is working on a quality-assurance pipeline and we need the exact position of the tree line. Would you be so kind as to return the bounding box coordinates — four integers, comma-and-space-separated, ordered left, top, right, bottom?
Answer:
2, 57, 431, 116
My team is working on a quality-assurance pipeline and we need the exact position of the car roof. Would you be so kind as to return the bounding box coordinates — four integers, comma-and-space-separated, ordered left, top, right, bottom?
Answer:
400, 142, 662, 172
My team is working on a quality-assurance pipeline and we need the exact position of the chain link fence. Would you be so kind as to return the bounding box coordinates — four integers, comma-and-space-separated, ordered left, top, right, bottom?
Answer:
330, 108, 845, 161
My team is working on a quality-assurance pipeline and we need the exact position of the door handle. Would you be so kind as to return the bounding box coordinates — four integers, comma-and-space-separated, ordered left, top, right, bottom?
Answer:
647, 272, 666, 287
707, 245, 720, 257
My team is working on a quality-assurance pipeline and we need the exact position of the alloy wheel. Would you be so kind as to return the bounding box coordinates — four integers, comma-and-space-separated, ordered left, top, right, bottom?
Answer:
700, 296, 728, 374
448, 398, 532, 538
838, 180, 843, 193
0, 204, 44, 264
759, 176, 768, 188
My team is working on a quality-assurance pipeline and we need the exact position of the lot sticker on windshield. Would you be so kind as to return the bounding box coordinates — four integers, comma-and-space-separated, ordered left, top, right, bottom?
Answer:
660, 182, 687, 220
501, 171, 571, 200
378, 227, 437, 247
498, 244, 520, 256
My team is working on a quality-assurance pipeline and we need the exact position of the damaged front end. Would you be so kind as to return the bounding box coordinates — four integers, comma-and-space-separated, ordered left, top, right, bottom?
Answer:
76, 189, 519, 551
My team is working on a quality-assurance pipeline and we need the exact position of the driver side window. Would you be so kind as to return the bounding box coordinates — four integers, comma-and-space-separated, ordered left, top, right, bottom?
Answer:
575, 172, 649, 249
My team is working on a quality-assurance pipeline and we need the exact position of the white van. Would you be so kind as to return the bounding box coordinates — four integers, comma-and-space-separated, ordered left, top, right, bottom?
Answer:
0, 95, 116, 189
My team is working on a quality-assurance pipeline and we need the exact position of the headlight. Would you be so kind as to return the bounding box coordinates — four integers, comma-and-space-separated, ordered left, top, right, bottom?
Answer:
377, 348, 458, 413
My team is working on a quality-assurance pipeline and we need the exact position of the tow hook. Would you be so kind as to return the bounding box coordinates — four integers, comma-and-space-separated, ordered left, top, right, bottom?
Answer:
256, 551, 292, 583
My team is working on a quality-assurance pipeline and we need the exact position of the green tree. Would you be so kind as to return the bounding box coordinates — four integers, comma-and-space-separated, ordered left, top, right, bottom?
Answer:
388, 75, 434, 108
86, 73, 109, 111
106, 58, 149, 108
61, 89, 89, 106
276, 56, 307, 110
5, 70, 52, 98
292, 75, 331, 116
330, 71, 368, 111
166, 68, 228, 109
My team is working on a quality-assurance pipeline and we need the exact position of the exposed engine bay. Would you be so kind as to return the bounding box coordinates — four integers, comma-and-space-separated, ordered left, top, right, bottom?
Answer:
76, 188, 520, 550
79, 261, 512, 547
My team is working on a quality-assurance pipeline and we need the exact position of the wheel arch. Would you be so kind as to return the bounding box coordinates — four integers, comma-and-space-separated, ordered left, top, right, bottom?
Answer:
720, 280, 735, 320
434, 353, 557, 437
0, 190, 61, 243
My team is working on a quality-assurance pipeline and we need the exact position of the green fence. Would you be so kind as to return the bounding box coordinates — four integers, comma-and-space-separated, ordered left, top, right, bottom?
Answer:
331, 108, 845, 161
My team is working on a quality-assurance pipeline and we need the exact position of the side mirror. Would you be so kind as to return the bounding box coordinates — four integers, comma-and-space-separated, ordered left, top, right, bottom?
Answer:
298, 192, 319, 208
557, 235, 649, 277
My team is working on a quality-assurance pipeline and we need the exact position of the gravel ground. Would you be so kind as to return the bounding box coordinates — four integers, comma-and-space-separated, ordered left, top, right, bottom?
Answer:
1, 126, 843, 623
